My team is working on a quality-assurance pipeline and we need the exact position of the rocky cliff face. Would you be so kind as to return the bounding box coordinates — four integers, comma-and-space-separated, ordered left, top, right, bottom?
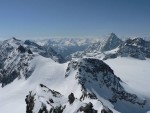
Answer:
0, 38, 65, 87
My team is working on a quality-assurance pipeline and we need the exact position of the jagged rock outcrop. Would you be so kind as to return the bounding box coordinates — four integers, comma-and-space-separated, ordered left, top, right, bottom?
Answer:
25, 83, 113, 113
78, 102, 97, 113
68, 93, 75, 104
25, 84, 106, 113
25, 84, 64, 113
65, 58, 146, 107
25, 91, 35, 113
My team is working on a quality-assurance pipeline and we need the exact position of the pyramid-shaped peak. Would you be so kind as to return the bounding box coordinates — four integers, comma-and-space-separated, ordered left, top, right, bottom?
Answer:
108, 33, 119, 40
110, 32, 116, 36
101, 33, 122, 51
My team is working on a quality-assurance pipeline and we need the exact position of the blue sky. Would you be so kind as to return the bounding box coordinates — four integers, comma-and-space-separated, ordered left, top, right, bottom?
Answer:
0, 0, 150, 39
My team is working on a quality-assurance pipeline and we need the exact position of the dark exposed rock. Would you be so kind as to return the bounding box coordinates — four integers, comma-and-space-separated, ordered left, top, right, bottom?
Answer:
68, 93, 75, 104
49, 99, 54, 103
38, 103, 48, 113
39, 84, 62, 97
49, 106, 65, 113
78, 102, 97, 113
101, 108, 113, 113
17, 45, 26, 53
28, 49, 33, 54
25, 91, 35, 113
80, 92, 97, 101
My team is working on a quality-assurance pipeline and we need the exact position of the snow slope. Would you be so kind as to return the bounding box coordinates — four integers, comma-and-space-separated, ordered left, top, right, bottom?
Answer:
105, 57, 150, 98
0, 56, 66, 113
0, 55, 150, 113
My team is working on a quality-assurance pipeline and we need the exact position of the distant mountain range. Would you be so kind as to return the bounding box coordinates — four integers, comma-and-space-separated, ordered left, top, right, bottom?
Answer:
71, 33, 150, 60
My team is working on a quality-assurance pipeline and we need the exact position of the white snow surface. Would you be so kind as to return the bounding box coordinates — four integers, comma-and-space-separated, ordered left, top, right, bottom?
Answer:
0, 55, 150, 113
0, 56, 66, 113
105, 57, 150, 98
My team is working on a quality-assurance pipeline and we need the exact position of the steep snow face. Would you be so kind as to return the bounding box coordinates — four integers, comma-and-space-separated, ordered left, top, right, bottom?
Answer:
0, 56, 67, 113
105, 57, 150, 98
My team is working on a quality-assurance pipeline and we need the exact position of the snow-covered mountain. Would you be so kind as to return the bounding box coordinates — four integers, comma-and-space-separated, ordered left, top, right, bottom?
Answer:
24, 40, 65, 63
35, 38, 103, 59
0, 37, 65, 87
25, 84, 108, 113
0, 56, 149, 113
72, 34, 150, 61
0, 36, 150, 113
117, 38, 150, 60
71, 33, 121, 59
